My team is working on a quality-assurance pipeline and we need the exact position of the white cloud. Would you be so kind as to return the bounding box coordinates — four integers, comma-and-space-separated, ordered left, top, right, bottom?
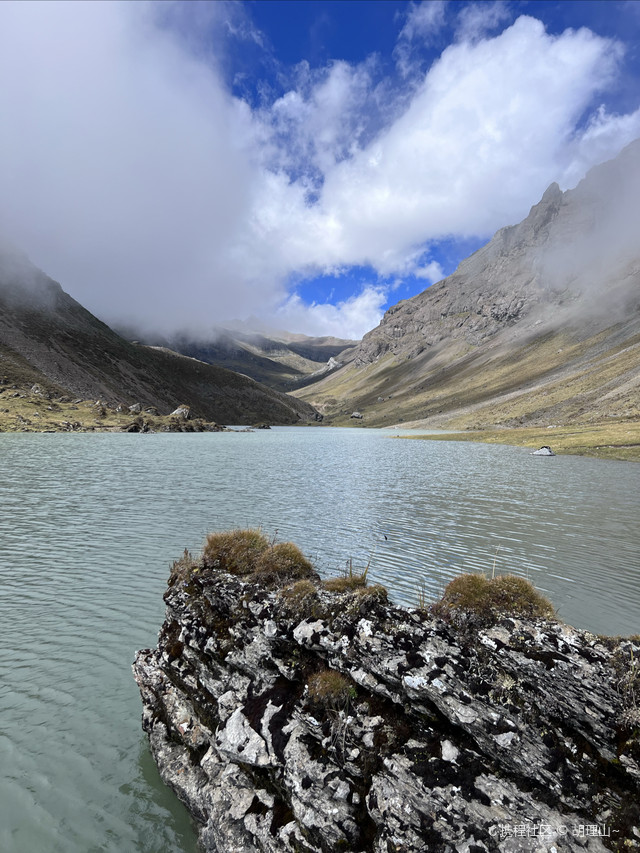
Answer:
265, 58, 377, 175
415, 261, 445, 282
394, 1, 447, 76
559, 104, 640, 188
252, 16, 632, 277
455, 1, 511, 43
398, 1, 447, 43
277, 286, 388, 340
0, 3, 638, 341
0, 0, 266, 332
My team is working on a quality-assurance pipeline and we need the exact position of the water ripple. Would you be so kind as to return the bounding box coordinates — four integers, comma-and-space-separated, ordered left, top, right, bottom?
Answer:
0, 429, 639, 852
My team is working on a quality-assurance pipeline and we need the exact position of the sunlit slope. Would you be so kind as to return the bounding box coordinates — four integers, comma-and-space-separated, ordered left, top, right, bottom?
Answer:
296, 140, 640, 429
298, 320, 640, 428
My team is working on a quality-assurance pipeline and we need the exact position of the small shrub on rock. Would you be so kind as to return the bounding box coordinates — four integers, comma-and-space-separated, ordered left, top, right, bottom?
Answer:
168, 549, 200, 586
353, 583, 388, 609
431, 573, 555, 626
202, 529, 269, 575
252, 542, 316, 588
279, 579, 322, 620
307, 669, 356, 711
323, 573, 368, 593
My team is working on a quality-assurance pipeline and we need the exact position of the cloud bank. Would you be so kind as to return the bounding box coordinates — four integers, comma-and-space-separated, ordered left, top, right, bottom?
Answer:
0, 1, 639, 339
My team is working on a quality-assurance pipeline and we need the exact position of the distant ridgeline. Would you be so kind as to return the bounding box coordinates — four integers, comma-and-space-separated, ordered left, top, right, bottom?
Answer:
134, 530, 640, 852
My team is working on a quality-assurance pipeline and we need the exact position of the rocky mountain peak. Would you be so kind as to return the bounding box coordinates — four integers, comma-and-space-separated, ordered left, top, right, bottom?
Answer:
353, 140, 640, 368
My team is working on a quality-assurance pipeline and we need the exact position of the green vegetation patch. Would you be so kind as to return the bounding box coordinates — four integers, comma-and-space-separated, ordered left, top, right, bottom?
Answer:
430, 573, 555, 626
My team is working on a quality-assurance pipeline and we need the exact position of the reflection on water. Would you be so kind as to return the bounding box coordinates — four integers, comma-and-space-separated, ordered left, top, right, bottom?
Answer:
0, 428, 638, 852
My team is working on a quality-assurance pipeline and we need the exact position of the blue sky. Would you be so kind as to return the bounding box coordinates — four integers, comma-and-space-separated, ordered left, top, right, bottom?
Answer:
1, 1, 639, 339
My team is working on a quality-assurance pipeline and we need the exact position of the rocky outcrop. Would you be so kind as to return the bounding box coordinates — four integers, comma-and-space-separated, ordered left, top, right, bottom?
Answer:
133, 553, 640, 852
169, 405, 191, 420
298, 141, 640, 429
353, 140, 640, 370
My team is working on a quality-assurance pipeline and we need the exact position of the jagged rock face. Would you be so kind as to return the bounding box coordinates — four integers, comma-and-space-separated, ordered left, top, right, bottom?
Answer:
133, 566, 640, 852
354, 140, 640, 368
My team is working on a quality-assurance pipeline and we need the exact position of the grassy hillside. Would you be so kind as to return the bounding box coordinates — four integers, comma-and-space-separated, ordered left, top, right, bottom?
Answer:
298, 321, 638, 424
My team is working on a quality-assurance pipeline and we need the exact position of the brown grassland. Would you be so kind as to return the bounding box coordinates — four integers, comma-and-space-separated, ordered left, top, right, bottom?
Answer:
403, 419, 640, 462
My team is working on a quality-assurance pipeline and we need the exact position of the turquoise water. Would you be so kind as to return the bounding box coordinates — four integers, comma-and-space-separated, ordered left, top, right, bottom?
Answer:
0, 428, 638, 852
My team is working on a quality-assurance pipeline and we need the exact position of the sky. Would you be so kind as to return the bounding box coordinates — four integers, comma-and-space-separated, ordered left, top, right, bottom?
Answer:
1, 1, 639, 341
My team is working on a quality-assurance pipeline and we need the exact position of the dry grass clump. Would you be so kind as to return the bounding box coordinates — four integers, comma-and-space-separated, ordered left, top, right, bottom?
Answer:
252, 542, 316, 588
307, 669, 356, 711
346, 583, 389, 614
323, 570, 370, 593
431, 573, 555, 626
202, 528, 269, 575
168, 548, 200, 586
279, 579, 322, 620
355, 583, 388, 605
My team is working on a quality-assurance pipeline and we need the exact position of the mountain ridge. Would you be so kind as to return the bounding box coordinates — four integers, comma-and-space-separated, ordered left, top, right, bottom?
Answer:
296, 139, 640, 431
115, 326, 356, 391
0, 249, 318, 427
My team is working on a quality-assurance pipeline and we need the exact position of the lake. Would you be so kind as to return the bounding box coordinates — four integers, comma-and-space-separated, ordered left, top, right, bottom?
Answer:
0, 427, 638, 852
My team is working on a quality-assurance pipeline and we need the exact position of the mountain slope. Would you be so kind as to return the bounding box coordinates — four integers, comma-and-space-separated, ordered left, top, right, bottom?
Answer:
117, 327, 356, 391
296, 140, 640, 429
0, 249, 318, 425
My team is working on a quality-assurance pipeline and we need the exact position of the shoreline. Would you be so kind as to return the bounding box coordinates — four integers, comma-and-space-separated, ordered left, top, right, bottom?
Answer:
2, 390, 639, 463
399, 419, 640, 462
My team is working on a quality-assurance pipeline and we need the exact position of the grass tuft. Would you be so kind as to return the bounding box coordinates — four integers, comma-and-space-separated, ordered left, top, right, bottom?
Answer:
168, 548, 200, 586
323, 574, 368, 593
252, 542, 316, 588
202, 528, 269, 575
430, 572, 555, 626
307, 669, 356, 711
323, 558, 370, 592
279, 579, 322, 620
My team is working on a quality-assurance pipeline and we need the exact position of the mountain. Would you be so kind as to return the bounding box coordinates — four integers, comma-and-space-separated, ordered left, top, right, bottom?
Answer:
296, 140, 640, 429
0, 248, 318, 426
116, 326, 356, 391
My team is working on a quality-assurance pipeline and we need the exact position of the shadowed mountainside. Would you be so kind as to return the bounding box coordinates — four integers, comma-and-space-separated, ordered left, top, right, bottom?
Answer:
116, 326, 356, 391
296, 140, 640, 431
0, 249, 318, 425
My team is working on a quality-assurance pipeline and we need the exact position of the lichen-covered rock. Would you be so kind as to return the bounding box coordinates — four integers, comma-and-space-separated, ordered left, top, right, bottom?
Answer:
133, 558, 640, 852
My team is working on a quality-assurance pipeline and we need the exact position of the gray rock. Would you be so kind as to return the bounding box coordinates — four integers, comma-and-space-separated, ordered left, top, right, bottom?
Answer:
133, 564, 640, 852
170, 405, 190, 419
